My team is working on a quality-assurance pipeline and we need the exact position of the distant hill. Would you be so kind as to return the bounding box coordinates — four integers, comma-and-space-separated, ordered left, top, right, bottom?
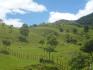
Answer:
53, 19, 78, 25
53, 13, 93, 26
77, 13, 93, 25
0, 19, 4, 23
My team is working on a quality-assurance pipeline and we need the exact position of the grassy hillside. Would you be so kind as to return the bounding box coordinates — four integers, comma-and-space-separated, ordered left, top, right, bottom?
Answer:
0, 22, 93, 70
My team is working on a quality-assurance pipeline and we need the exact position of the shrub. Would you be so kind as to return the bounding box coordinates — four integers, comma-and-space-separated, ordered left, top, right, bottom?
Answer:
2, 39, 11, 46
59, 28, 64, 32
0, 50, 9, 55
19, 24, 29, 42
19, 35, 28, 42
39, 58, 54, 64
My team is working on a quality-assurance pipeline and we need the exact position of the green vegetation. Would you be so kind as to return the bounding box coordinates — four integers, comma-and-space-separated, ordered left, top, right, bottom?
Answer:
0, 15, 93, 70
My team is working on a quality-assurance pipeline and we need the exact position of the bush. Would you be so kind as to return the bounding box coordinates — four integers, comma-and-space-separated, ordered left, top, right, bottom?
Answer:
81, 40, 93, 54
59, 28, 64, 32
84, 25, 89, 33
19, 35, 28, 42
66, 35, 77, 44
45, 66, 59, 70
40, 58, 54, 64
2, 39, 11, 46
72, 28, 78, 34
0, 50, 9, 55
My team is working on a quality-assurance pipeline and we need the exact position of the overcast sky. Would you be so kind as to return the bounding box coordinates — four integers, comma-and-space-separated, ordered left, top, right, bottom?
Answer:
0, 0, 93, 27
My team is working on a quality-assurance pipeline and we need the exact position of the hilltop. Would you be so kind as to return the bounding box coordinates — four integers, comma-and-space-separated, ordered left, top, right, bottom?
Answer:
77, 13, 93, 25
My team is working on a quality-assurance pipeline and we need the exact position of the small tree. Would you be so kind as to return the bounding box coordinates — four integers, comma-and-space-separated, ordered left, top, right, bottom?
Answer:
66, 34, 77, 44
46, 34, 58, 60
39, 39, 45, 46
20, 24, 29, 36
81, 40, 93, 70
72, 28, 77, 34
32, 24, 37, 27
81, 40, 93, 55
59, 28, 64, 32
9, 25, 13, 33
19, 24, 29, 42
1, 39, 11, 55
19, 35, 28, 42
2, 39, 11, 46
84, 25, 89, 33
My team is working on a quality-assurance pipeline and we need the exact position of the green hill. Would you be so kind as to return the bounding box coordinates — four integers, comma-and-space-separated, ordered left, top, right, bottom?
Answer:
77, 13, 93, 25
0, 21, 93, 70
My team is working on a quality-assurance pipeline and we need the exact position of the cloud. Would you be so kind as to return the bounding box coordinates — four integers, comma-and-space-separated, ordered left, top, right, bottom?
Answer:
48, 12, 76, 23
0, 0, 47, 27
48, 0, 93, 23
4, 19, 23, 28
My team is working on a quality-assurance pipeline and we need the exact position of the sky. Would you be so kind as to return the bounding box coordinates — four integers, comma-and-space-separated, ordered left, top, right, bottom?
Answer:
0, 0, 93, 27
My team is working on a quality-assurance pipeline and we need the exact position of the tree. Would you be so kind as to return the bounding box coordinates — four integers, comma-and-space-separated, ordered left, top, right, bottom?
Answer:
19, 24, 29, 42
9, 25, 13, 33
81, 40, 93, 55
20, 24, 29, 36
2, 39, 11, 46
1, 39, 11, 55
66, 34, 77, 44
72, 28, 77, 34
81, 40, 93, 70
84, 25, 89, 33
59, 28, 64, 32
39, 39, 45, 46
70, 53, 92, 70
32, 24, 37, 27
45, 34, 58, 60
1, 23, 6, 32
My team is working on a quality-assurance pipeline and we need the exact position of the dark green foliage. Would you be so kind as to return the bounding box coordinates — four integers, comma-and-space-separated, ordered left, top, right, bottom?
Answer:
1, 23, 5, 27
81, 40, 93, 54
20, 64, 59, 70
0, 50, 9, 55
39, 40, 45, 45
85, 34, 90, 39
72, 28, 77, 34
2, 39, 11, 46
19, 24, 29, 42
9, 25, 13, 33
40, 58, 54, 64
70, 53, 92, 70
77, 13, 93, 25
84, 25, 89, 33
19, 35, 28, 42
66, 29, 70, 33
32, 24, 37, 27
42, 30, 59, 37
45, 34, 58, 60
47, 35, 58, 46
41, 32, 58, 60
20, 24, 29, 36
66, 34, 77, 44
59, 28, 64, 32
45, 66, 59, 70
78, 43, 82, 46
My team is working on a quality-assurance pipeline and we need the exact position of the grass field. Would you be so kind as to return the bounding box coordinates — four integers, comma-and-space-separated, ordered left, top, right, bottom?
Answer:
0, 23, 93, 70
